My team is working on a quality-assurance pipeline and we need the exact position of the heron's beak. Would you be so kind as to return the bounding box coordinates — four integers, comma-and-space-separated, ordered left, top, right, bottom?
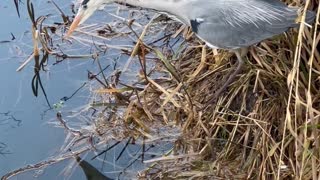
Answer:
66, 7, 95, 37
65, 0, 110, 38
66, 13, 83, 37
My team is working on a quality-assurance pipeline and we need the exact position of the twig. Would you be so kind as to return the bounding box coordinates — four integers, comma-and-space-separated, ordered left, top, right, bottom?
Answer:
56, 112, 82, 136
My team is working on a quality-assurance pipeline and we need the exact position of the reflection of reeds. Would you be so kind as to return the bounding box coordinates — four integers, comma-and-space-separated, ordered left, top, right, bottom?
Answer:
25, 0, 51, 107
13, 0, 21, 17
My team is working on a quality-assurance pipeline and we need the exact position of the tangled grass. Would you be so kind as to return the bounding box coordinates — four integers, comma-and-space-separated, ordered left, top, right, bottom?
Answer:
117, 0, 320, 179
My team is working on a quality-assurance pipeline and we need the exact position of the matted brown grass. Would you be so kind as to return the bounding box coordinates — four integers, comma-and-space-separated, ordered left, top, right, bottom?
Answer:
114, 1, 320, 179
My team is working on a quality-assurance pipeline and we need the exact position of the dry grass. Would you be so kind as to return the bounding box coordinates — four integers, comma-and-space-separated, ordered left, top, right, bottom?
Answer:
3, 0, 320, 179
110, 1, 320, 179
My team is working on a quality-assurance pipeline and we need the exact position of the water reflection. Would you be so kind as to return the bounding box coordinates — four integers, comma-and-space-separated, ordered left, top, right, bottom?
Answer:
0, 0, 94, 179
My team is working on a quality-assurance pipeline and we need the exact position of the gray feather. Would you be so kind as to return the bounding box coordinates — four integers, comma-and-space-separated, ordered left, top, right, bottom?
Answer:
172, 0, 316, 49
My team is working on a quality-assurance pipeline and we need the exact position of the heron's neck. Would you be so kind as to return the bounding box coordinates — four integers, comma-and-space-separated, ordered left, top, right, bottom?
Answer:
115, 0, 187, 23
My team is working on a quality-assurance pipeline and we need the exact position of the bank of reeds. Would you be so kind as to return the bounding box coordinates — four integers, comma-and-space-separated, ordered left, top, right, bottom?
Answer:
112, 1, 319, 179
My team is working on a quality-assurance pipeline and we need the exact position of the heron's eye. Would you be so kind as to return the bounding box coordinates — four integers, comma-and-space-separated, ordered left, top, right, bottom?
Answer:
82, 4, 88, 9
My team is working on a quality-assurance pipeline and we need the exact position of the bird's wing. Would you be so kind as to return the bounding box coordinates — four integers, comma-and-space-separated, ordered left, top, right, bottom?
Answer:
185, 0, 311, 49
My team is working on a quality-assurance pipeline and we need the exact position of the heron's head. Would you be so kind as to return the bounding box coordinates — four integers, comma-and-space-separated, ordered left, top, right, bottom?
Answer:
66, 0, 113, 37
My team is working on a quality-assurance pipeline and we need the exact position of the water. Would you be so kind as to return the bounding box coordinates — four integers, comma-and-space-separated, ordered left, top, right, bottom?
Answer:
0, 0, 100, 179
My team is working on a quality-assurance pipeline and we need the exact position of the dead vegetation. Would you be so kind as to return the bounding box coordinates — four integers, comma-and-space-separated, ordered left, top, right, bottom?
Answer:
3, 0, 320, 179
107, 1, 320, 179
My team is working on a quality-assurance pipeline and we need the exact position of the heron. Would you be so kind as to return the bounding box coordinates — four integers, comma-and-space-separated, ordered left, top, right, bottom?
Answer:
66, 0, 315, 103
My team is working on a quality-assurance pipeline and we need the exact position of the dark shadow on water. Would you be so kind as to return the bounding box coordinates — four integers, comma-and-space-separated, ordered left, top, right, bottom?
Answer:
76, 155, 113, 180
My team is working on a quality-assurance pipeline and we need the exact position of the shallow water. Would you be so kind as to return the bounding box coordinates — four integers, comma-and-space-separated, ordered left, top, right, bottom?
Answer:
0, 0, 107, 179
0, 1, 180, 179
